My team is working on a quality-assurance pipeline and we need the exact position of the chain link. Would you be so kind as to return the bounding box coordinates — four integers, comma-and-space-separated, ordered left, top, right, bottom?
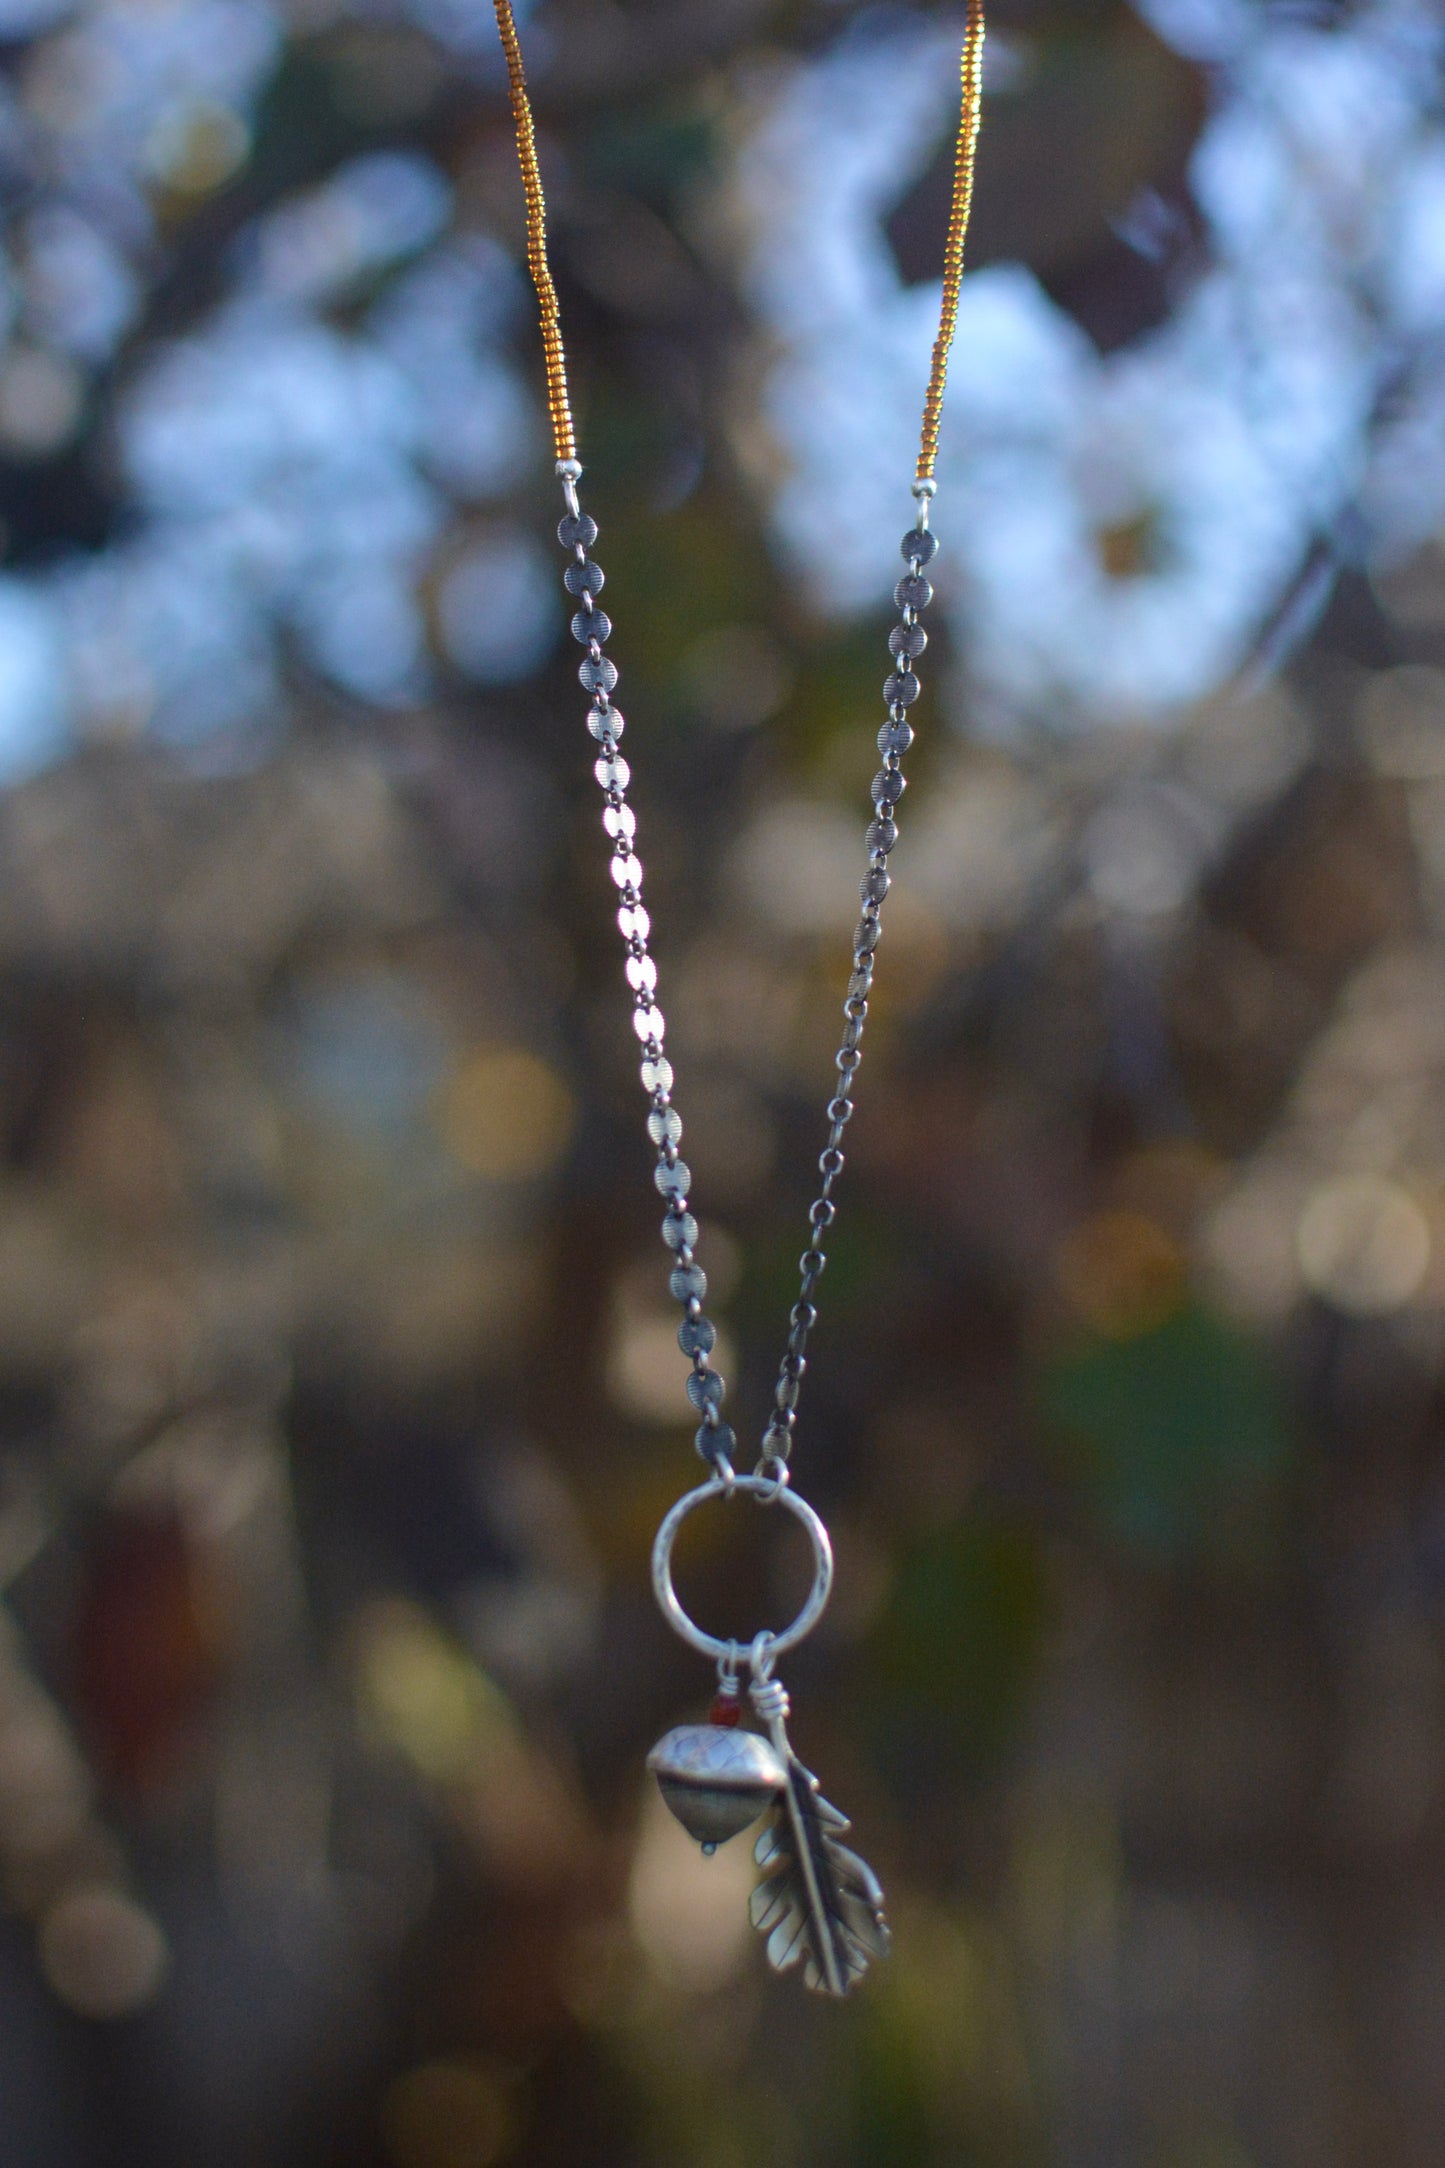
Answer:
556, 463, 942, 1486
501, 0, 983, 1500
556, 462, 738, 1482
758, 482, 940, 1475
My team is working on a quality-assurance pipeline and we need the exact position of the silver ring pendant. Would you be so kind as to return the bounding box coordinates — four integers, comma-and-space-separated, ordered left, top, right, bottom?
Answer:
651, 1474, 833, 1663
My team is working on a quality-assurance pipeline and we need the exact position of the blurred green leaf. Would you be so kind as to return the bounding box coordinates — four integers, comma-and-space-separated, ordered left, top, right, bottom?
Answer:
1039, 1302, 1291, 1565
865, 1510, 1050, 1785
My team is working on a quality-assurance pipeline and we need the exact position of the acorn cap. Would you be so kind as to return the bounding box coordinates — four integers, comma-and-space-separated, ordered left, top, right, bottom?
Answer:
647, 1724, 787, 1790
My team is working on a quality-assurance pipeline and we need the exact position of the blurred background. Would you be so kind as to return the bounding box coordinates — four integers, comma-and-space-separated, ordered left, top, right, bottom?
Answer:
0, 0, 1440, 2160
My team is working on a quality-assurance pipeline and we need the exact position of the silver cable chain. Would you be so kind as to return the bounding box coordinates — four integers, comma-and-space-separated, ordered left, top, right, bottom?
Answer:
556, 458, 939, 1493
758, 477, 940, 1480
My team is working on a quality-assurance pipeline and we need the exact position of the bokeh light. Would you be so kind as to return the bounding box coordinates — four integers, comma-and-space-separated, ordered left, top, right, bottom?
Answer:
37, 1885, 169, 2020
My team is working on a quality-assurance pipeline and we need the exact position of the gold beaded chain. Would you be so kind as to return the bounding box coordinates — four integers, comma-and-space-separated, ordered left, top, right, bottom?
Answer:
918, 0, 986, 481
491, 0, 986, 479
491, 0, 576, 465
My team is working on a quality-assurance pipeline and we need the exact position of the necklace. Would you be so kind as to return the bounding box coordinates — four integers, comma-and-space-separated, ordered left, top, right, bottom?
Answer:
492, 0, 986, 1998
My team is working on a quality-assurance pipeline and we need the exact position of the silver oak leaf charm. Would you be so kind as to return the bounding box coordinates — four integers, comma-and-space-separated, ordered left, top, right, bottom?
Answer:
747, 1676, 889, 1997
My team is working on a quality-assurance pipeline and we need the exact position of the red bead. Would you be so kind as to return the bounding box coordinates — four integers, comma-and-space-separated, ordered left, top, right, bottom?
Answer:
708, 1694, 742, 1728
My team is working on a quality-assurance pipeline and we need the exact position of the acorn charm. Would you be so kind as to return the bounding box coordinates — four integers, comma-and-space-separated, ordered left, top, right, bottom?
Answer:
646, 1723, 787, 1852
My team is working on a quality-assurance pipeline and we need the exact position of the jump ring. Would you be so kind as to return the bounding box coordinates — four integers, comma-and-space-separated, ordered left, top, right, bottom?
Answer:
753, 1453, 791, 1504
650, 1474, 833, 1663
